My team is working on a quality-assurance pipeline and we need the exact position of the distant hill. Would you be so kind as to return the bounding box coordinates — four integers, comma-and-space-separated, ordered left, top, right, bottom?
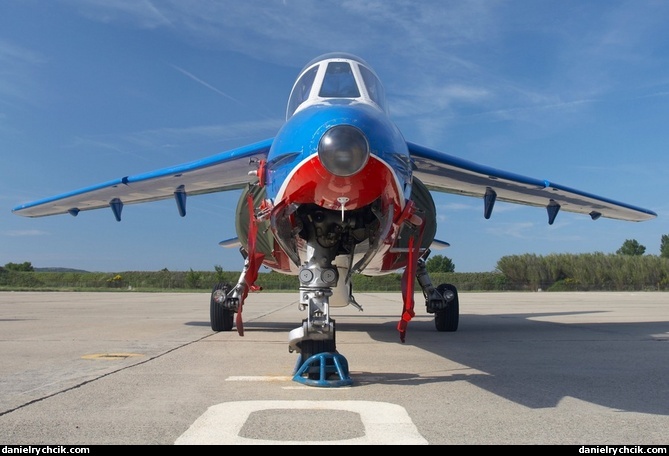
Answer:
35, 267, 90, 273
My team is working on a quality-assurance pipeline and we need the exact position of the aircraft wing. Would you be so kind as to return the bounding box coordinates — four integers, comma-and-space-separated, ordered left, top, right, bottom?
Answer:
408, 142, 657, 223
12, 138, 273, 219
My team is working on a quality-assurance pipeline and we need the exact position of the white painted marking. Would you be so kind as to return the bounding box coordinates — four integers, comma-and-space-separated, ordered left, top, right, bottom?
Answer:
175, 400, 428, 445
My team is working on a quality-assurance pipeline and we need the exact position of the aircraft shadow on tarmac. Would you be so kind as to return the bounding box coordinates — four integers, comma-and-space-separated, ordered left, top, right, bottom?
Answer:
191, 308, 669, 417
357, 312, 668, 416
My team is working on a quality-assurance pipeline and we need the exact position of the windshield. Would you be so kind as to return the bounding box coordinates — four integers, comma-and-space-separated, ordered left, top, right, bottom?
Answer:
359, 65, 386, 112
319, 62, 360, 98
286, 66, 318, 119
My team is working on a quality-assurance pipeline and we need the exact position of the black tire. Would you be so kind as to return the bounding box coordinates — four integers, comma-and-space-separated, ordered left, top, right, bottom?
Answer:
299, 338, 337, 361
297, 320, 337, 380
210, 282, 234, 332
435, 283, 459, 332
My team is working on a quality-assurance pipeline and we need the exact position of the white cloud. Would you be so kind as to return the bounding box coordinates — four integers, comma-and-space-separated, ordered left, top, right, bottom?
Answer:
65, 0, 172, 28
3, 229, 49, 237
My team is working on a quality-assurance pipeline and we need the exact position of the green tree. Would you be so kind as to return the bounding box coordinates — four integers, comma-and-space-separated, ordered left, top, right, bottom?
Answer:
660, 235, 669, 259
4, 261, 34, 272
214, 265, 226, 282
426, 254, 455, 273
185, 268, 202, 288
616, 239, 646, 256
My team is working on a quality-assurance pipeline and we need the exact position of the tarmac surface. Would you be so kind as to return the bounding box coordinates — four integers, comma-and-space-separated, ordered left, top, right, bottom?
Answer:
1, 290, 668, 445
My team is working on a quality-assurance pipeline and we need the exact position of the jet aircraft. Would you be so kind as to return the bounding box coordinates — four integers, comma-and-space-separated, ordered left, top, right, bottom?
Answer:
13, 52, 657, 387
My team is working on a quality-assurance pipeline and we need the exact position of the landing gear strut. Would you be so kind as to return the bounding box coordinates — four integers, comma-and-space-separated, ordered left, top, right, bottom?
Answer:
288, 261, 353, 387
416, 253, 460, 332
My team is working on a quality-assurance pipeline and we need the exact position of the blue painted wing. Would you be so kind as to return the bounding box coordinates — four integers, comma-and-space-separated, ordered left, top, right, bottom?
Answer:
12, 138, 273, 218
408, 142, 657, 222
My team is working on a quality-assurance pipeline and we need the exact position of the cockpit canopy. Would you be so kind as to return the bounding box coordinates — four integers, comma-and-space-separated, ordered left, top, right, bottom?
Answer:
286, 52, 388, 119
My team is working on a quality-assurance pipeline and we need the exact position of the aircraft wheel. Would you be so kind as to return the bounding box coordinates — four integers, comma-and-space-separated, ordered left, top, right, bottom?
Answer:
435, 283, 459, 332
210, 282, 234, 332
299, 338, 337, 360
298, 321, 337, 380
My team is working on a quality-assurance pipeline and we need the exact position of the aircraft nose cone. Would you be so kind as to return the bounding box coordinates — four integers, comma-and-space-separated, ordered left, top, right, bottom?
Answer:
318, 125, 369, 177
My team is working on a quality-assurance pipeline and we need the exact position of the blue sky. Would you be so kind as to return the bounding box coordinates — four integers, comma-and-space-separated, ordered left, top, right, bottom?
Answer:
2, 0, 668, 273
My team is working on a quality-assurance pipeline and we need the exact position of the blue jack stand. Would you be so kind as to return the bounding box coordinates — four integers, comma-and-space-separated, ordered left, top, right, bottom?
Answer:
292, 352, 353, 387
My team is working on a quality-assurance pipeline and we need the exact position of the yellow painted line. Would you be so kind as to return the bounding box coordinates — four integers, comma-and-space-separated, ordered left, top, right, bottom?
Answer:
81, 353, 143, 360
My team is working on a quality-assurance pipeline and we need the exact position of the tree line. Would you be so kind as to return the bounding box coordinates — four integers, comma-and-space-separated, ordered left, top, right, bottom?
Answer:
2, 237, 668, 292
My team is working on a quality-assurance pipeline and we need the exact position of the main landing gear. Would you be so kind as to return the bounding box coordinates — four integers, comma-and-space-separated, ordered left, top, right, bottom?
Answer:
210, 282, 234, 332
416, 254, 460, 332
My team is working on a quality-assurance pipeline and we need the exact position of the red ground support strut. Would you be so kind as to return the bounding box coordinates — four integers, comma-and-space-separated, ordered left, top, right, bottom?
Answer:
397, 203, 424, 343
235, 194, 265, 336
